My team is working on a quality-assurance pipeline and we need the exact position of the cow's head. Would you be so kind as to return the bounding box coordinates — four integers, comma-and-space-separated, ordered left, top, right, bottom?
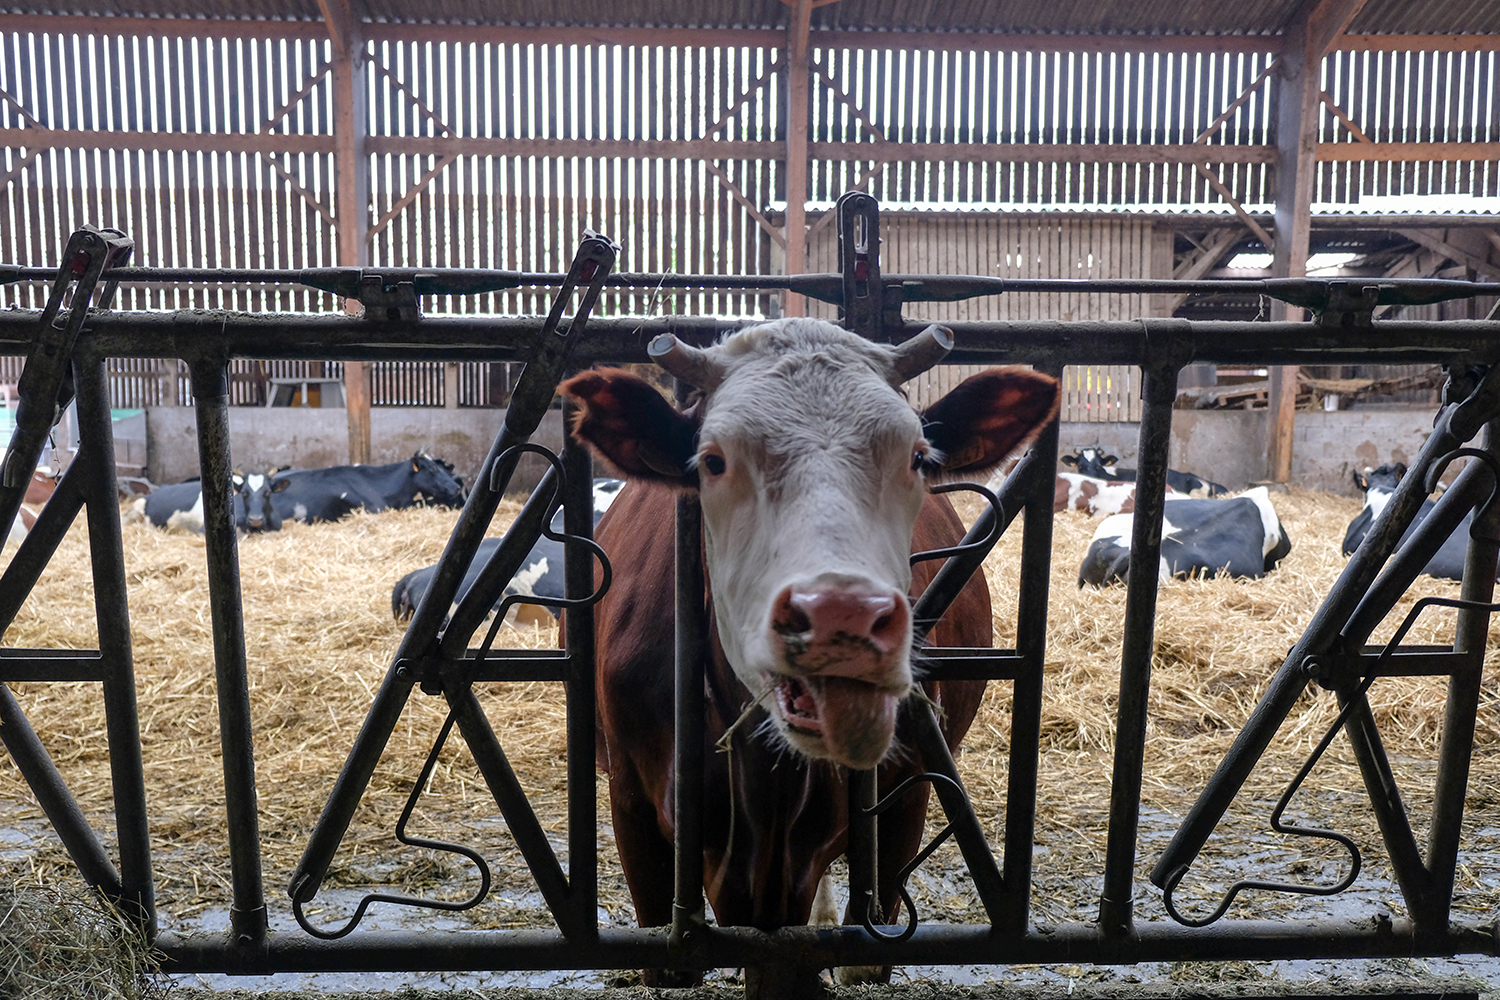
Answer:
1354, 462, 1406, 494
233, 469, 290, 533
409, 451, 467, 507
561, 319, 1059, 769
1061, 447, 1119, 479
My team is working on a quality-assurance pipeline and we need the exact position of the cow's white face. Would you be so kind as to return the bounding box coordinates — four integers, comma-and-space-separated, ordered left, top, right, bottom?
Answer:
562, 318, 1060, 770
691, 325, 930, 767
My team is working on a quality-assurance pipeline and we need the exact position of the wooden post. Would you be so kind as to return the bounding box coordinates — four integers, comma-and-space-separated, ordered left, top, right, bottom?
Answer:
443, 361, 460, 411
783, 0, 812, 318
327, 0, 371, 464
1267, 0, 1368, 483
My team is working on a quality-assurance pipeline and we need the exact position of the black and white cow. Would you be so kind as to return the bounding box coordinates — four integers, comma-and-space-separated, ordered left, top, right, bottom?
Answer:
126, 471, 288, 535
1343, 463, 1473, 581
1079, 486, 1292, 587
391, 478, 625, 624
270, 451, 466, 524
1062, 446, 1228, 497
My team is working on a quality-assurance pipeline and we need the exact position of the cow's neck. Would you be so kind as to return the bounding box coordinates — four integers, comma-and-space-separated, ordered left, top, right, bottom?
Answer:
700, 599, 850, 929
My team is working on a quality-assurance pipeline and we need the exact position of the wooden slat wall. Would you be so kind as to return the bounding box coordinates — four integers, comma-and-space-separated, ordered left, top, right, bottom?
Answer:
810, 214, 1152, 419
1, 27, 1493, 417
808, 45, 1278, 210
1320, 47, 1500, 201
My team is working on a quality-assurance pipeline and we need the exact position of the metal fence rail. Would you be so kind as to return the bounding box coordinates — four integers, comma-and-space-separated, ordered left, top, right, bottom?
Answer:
3, 198, 1500, 997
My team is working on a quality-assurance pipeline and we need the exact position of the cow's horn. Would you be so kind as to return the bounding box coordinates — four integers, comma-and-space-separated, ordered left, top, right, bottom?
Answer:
648, 334, 725, 390
890, 324, 954, 384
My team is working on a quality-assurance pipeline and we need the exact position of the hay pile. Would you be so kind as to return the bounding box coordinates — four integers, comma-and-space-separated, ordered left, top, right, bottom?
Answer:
1, 485, 1498, 932
0, 864, 164, 999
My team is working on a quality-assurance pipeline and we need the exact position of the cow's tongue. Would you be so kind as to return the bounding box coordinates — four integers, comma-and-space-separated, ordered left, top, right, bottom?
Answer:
777, 675, 898, 769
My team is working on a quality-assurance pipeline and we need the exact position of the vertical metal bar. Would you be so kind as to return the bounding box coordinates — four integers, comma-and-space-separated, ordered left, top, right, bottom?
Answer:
73, 356, 156, 934
846, 767, 877, 924
1424, 419, 1500, 925
1098, 360, 1178, 936
1000, 363, 1063, 936
188, 356, 267, 949
561, 416, 598, 939
671, 374, 708, 952
0, 684, 122, 896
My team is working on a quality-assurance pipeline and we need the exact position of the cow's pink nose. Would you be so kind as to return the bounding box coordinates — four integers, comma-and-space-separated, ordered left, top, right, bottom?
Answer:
772, 585, 908, 656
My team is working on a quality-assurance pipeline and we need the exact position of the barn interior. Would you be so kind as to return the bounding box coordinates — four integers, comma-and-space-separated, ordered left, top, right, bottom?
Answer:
2, 0, 1500, 997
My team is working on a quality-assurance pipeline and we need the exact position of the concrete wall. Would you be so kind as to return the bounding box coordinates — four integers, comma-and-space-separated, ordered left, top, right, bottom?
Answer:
146, 406, 566, 494
142, 404, 1453, 498
1063, 408, 1457, 496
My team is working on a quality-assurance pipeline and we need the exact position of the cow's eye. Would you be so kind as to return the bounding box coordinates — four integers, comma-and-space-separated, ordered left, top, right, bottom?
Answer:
702, 453, 727, 477
912, 449, 938, 474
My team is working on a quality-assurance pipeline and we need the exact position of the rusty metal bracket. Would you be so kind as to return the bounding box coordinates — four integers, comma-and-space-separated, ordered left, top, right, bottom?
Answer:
357, 273, 421, 322
1313, 281, 1380, 330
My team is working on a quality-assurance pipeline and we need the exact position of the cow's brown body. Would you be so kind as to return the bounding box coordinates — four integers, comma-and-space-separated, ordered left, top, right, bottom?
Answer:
593, 481, 990, 933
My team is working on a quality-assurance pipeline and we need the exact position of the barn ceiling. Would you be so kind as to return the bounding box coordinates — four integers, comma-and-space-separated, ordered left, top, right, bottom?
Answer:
1, 0, 1497, 36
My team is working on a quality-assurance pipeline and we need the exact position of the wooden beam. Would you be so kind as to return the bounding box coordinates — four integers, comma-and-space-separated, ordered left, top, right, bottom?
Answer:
368, 61, 453, 138
266, 156, 337, 228
0, 127, 334, 155
367, 153, 458, 240
4, 14, 1496, 57
316, 0, 347, 57
704, 159, 786, 249
1193, 164, 1275, 248
1192, 62, 1279, 145
1319, 91, 1373, 144
1268, 0, 1372, 483
328, 0, 371, 466
2, 126, 1491, 166
1165, 226, 1247, 311
784, 0, 812, 318
1315, 142, 1500, 161
1395, 228, 1500, 282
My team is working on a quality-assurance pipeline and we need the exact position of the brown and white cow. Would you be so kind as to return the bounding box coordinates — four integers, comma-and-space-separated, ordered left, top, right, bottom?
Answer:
5, 467, 60, 548
1053, 472, 1186, 517
560, 318, 1058, 984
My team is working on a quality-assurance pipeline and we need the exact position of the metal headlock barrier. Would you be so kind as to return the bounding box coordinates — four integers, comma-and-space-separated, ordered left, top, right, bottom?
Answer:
3, 193, 1500, 995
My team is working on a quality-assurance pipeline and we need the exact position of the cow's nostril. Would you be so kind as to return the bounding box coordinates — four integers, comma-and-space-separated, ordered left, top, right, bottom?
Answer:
772, 588, 813, 636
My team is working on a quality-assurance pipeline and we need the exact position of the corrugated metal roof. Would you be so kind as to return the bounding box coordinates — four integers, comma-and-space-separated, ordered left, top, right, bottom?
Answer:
3, 0, 1499, 35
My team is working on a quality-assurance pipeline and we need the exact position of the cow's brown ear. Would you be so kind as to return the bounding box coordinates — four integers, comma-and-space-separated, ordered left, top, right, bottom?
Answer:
560, 369, 700, 486
920, 367, 1060, 477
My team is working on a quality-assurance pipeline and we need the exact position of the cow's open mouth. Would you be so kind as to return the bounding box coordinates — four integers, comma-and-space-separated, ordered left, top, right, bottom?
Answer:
775, 675, 824, 737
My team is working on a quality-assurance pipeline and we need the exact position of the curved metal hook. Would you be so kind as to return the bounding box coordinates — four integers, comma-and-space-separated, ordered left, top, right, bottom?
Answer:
470, 444, 612, 661
911, 482, 1005, 567
857, 772, 967, 942
1163, 594, 1500, 927
1424, 447, 1500, 546
293, 711, 492, 939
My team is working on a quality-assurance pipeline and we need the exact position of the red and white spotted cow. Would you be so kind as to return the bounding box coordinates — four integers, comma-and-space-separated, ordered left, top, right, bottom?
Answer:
5, 468, 60, 548
560, 318, 1059, 985
1053, 473, 1186, 517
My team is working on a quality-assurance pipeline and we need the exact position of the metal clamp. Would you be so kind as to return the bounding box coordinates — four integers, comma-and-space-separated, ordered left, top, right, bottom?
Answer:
1161, 594, 1500, 927
357, 273, 421, 322
291, 710, 492, 939
1314, 280, 1380, 329
858, 772, 968, 942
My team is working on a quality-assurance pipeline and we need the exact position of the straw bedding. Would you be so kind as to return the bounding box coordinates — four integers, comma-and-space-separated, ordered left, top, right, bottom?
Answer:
2, 485, 1499, 933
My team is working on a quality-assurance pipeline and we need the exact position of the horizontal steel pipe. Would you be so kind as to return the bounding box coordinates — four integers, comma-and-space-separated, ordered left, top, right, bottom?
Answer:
152, 915, 1500, 975
1, 312, 1499, 367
